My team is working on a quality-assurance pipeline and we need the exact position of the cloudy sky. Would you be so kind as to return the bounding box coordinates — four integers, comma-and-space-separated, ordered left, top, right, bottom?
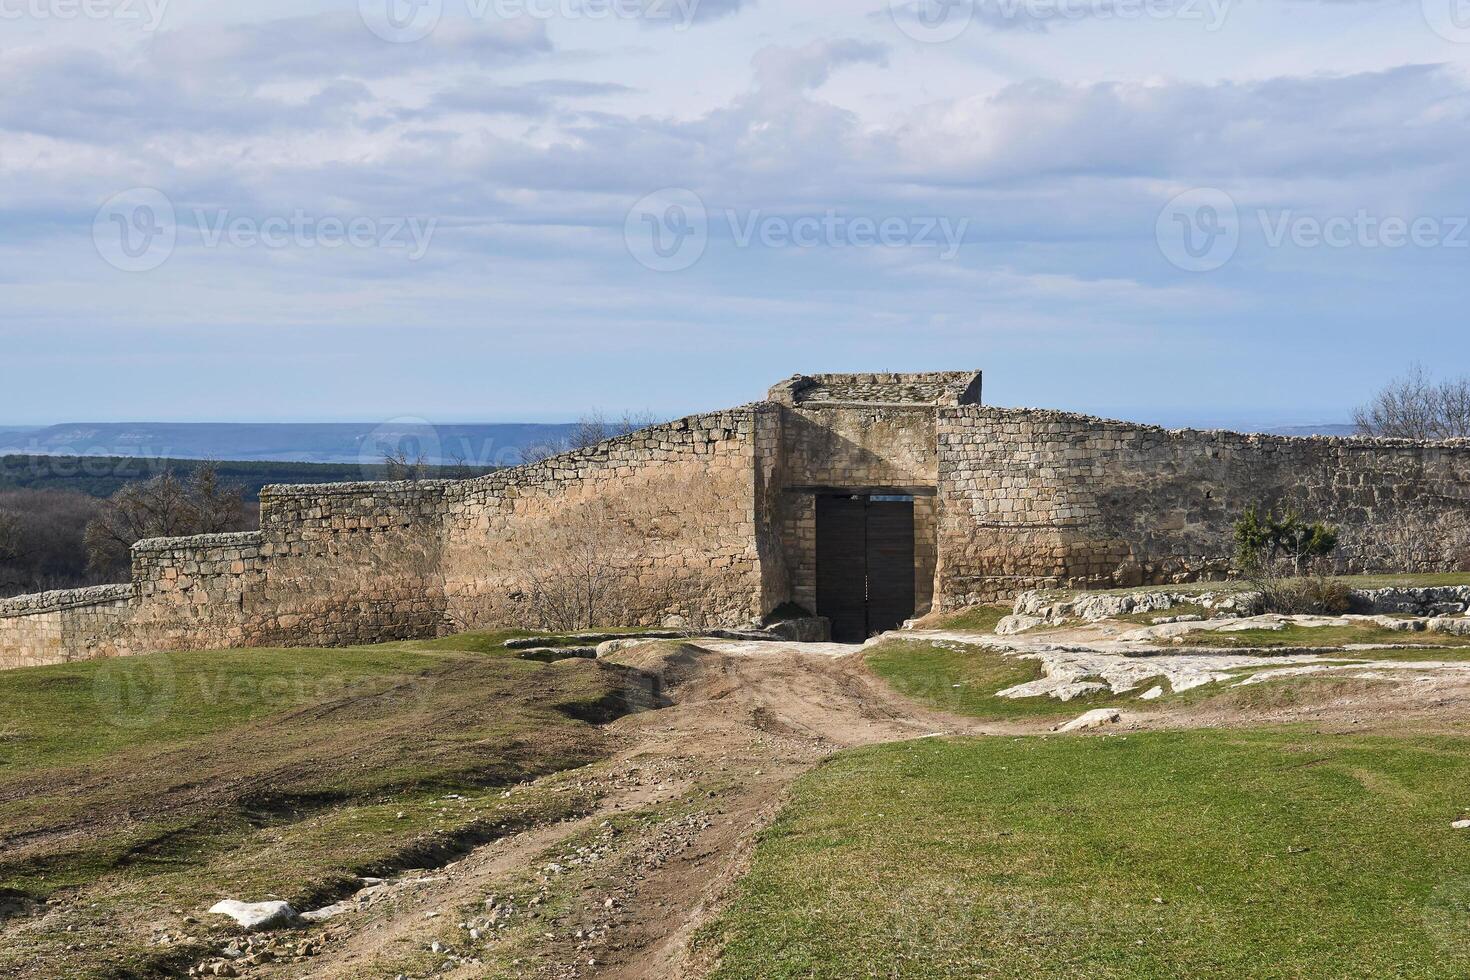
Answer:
3, 0, 1469, 426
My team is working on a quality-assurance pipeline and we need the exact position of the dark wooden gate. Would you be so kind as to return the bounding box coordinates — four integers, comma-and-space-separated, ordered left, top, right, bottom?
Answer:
816, 496, 916, 643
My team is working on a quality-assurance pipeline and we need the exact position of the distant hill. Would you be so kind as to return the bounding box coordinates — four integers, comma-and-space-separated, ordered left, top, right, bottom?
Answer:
0, 422, 579, 467
0, 455, 497, 502
1260, 424, 1359, 437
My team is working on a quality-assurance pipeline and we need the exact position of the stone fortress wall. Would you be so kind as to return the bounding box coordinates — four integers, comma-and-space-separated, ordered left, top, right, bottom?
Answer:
0, 409, 778, 669
5, 371, 1470, 668
936, 407, 1470, 605
441, 407, 771, 631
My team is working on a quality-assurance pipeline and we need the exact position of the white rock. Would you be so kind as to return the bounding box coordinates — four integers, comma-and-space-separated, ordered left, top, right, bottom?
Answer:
596, 638, 650, 658
996, 615, 1046, 636
1428, 618, 1470, 636
1139, 686, 1165, 701
207, 900, 297, 931
1453, 819, 1470, 830
300, 902, 351, 922
1054, 708, 1123, 733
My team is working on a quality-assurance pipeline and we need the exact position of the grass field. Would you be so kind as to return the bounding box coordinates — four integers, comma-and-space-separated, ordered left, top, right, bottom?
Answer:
918, 604, 1012, 634
0, 631, 652, 979
864, 639, 1121, 721
705, 730, 1470, 979
1036, 572, 1470, 601
1177, 621, 1470, 650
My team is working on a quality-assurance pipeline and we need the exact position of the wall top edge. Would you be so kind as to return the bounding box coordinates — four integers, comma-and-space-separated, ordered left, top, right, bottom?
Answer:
131, 530, 265, 554
456, 403, 766, 486
261, 480, 460, 498
0, 583, 133, 618
939, 405, 1470, 449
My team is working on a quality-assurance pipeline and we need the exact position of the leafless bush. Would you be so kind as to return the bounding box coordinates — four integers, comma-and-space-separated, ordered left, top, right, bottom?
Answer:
0, 511, 20, 566
382, 449, 431, 482
1354, 363, 1470, 440
503, 475, 729, 631
84, 463, 248, 577
519, 411, 661, 466
1351, 512, 1470, 573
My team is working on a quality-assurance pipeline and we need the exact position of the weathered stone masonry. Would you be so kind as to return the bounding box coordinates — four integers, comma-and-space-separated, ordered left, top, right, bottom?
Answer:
5, 371, 1470, 667
935, 407, 1470, 604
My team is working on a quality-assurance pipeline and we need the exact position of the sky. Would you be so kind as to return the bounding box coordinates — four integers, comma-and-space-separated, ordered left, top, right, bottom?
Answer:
2, 0, 1469, 426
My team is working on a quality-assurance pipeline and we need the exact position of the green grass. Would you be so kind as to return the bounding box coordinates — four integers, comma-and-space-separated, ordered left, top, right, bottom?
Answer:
706, 730, 1470, 979
921, 604, 1012, 634
1177, 622, 1470, 651
0, 631, 655, 979
0, 630, 557, 774
1040, 572, 1470, 601
864, 640, 1139, 721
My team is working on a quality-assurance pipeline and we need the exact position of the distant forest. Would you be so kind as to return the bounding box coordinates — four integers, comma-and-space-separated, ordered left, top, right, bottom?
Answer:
0, 455, 495, 598
0, 455, 493, 501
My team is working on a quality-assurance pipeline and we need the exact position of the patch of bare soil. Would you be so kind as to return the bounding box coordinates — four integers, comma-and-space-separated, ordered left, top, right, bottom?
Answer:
216, 641, 999, 980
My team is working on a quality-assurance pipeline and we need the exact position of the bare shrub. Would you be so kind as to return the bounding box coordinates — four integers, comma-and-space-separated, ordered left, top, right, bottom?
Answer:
519, 411, 661, 466
84, 463, 248, 577
502, 475, 731, 632
1354, 363, 1470, 440
382, 449, 431, 482
1270, 575, 1352, 616
1353, 511, 1470, 574
0, 511, 20, 566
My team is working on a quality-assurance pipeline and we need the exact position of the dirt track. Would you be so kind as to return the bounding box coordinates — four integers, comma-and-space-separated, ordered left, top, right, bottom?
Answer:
244, 640, 1003, 980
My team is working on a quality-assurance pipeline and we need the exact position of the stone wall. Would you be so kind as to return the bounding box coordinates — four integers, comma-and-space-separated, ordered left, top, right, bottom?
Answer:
936, 407, 1470, 605
0, 585, 134, 669
252, 482, 451, 645
12, 379, 1470, 667
442, 409, 768, 630
120, 482, 453, 653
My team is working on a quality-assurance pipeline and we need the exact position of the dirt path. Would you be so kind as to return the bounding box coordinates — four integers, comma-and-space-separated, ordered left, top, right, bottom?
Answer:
242, 640, 1002, 980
